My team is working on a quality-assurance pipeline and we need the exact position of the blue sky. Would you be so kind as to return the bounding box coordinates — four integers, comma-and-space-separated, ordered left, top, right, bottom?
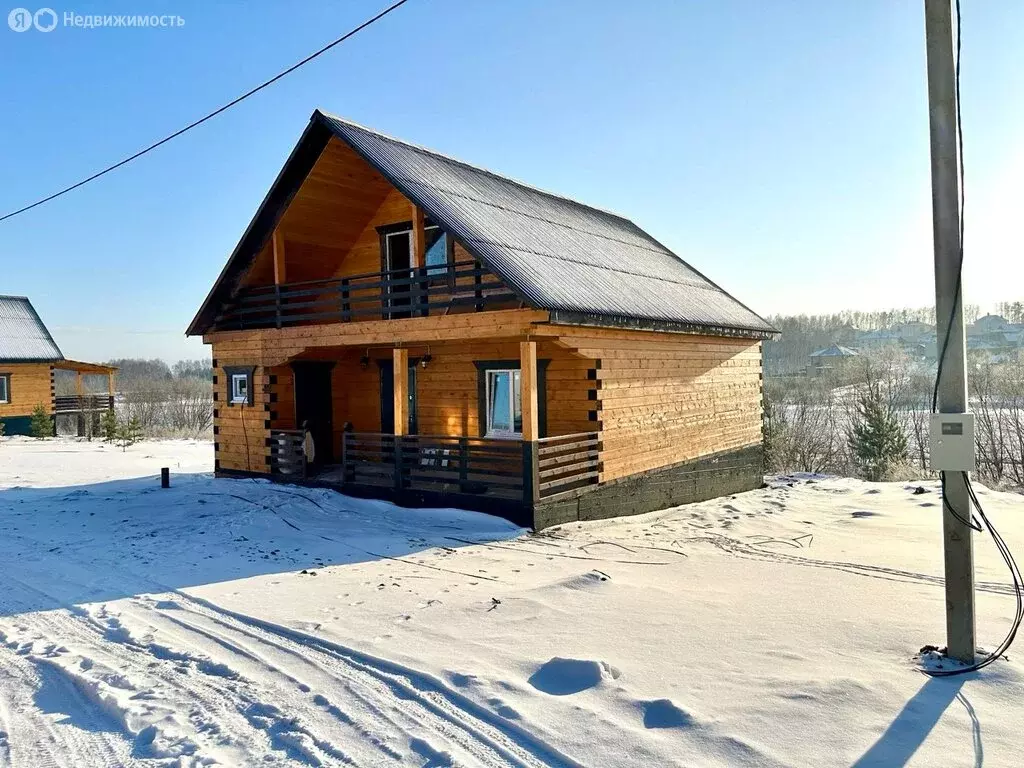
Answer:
1, 0, 1022, 362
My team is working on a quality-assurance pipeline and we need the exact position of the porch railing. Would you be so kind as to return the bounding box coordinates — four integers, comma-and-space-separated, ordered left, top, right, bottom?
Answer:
54, 394, 115, 413
536, 432, 601, 497
338, 431, 601, 503
269, 429, 307, 478
214, 260, 518, 331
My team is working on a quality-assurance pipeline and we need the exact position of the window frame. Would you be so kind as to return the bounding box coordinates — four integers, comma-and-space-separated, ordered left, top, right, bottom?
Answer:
223, 365, 255, 406
473, 360, 550, 440
484, 368, 521, 438
0, 373, 9, 404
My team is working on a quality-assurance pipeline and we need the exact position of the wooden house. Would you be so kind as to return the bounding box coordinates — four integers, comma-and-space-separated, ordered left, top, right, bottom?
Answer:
187, 112, 778, 528
0, 296, 116, 435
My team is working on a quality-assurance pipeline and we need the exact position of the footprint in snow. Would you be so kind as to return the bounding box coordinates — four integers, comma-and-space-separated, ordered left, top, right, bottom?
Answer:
640, 699, 694, 729
528, 657, 620, 696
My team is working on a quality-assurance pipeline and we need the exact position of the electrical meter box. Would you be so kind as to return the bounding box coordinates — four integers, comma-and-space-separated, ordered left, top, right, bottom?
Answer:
929, 413, 976, 471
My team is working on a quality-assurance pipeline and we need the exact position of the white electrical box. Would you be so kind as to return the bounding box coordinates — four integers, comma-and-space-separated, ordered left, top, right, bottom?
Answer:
929, 413, 976, 471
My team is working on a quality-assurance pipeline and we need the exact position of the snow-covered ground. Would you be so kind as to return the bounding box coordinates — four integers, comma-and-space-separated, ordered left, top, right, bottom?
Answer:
0, 437, 1021, 767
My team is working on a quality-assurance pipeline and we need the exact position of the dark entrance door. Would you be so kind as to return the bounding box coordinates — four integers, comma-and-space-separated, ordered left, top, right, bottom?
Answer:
379, 360, 417, 434
381, 226, 412, 319
292, 362, 335, 465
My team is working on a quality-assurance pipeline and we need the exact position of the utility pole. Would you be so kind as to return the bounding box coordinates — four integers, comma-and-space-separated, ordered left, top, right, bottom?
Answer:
924, 0, 975, 663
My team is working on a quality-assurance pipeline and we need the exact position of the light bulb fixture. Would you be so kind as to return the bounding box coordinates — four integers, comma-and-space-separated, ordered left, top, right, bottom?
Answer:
420, 354, 432, 369
359, 351, 370, 369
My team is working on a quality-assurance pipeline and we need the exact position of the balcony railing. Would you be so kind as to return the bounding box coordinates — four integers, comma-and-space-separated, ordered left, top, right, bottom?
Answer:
328, 431, 601, 504
214, 260, 518, 331
54, 394, 114, 413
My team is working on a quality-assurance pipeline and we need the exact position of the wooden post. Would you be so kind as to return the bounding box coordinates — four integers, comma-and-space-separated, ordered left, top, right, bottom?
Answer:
75, 371, 85, 437
393, 348, 409, 436
272, 227, 286, 285
411, 205, 426, 269
520, 340, 540, 506
273, 228, 286, 328
520, 341, 539, 442
411, 206, 427, 316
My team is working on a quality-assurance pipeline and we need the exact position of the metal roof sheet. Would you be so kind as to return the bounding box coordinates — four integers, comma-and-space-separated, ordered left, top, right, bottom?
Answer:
0, 296, 64, 362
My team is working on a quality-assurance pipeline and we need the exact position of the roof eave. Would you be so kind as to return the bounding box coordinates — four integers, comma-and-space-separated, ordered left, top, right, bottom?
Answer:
548, 310, 779, 341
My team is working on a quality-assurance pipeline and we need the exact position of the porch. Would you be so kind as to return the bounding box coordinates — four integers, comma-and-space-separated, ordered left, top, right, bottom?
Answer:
267, 429, 600, 522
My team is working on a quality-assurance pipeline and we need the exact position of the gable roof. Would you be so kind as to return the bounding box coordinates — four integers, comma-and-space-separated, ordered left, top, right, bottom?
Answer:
810, 343, 859, 358
188, 110, 777, 339
0, 296, 64, 363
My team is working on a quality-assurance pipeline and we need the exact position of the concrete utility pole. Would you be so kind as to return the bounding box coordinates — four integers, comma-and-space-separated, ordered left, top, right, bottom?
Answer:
924, 0, 975, 663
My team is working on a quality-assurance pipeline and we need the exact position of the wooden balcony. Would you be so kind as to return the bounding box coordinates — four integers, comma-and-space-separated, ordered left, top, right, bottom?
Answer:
214, 260, 518, 332
54, 394, 115, 413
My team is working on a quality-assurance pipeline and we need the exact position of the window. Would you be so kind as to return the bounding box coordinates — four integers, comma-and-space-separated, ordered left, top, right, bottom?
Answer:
0, 374, 9, 404
424, 225, 449, 275
475, 360, 550, 439
223, 366, 255, 406
230, 374, 248, 404
485, 369, 522, 436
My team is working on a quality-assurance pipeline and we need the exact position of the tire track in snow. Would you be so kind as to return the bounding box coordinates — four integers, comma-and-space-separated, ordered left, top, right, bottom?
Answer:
155, 590, 583, 768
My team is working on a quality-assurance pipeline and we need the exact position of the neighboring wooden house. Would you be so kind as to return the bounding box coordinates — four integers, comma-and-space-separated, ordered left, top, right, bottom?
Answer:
0, 296, 116, 435
187, 111, 778, 528
808, 343, 860, 376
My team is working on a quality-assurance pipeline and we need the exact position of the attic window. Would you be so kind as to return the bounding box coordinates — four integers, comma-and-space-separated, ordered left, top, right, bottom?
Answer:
0, 374, 9, 404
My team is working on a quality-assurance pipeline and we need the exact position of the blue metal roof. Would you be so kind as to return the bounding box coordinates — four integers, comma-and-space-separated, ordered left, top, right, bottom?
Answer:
0, 296, 63, 362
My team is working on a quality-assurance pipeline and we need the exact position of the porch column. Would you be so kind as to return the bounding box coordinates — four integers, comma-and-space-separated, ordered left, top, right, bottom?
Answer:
393, 348, 409, 436
519, 341, 539, 441
107, 370, 116, 411
520, 340, 540, 506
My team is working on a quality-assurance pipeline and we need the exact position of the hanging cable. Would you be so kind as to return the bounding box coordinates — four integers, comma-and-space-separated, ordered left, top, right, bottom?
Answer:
0, 0, 412, 224
923, 0, 1024, 677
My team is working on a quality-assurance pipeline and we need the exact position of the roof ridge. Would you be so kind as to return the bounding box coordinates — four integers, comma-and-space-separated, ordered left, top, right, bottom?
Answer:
314, 110, 633, 223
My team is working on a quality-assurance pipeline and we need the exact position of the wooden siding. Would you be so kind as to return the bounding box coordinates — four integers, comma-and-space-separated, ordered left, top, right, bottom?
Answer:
212, 356, 271, 474
0, 363, 54, 418
239, 138, 513, 306
550, 328, 763, 483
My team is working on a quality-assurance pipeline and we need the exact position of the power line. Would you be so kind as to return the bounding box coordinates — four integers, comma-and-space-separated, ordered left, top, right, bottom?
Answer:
0, 0, 412, 225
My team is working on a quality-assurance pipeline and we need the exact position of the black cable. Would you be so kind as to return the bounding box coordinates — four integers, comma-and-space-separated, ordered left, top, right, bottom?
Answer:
0, 0, 412, 225
923, 0, 1024, 677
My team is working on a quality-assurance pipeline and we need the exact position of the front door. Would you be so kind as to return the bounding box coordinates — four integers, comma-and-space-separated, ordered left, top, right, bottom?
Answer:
379, 360, 417, 434
292, 362, 335, 465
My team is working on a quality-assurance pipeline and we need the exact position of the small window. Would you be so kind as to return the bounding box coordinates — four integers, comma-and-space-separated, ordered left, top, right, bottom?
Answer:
230, 374, 248, 404
0, 374, 9, 404
223, 366, 255, 406
485, 369, 522, 437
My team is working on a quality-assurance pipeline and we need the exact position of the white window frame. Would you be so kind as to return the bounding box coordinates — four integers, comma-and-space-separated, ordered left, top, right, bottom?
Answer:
485, 368, 522, 438
0, 374, 9, 404
230, 373, 249, 404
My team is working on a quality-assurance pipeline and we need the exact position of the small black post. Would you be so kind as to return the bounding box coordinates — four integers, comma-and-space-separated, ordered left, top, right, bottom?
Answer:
160, 467, 170, 489
341, 278, 351, 321
459, 438, 469, 488
340, 431, 348, 485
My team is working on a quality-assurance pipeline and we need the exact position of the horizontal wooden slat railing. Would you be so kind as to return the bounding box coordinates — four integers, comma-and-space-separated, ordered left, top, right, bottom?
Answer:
269, 429, 306, 478
213, 260, 518, 331
341, 432, 526, 501
53, 394, 115, 412
338, 431, 602, 505
535, 432, 601, 498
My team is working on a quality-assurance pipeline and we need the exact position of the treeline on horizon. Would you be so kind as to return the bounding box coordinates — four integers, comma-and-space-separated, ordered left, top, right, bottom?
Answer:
765, 301, 1024, 376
